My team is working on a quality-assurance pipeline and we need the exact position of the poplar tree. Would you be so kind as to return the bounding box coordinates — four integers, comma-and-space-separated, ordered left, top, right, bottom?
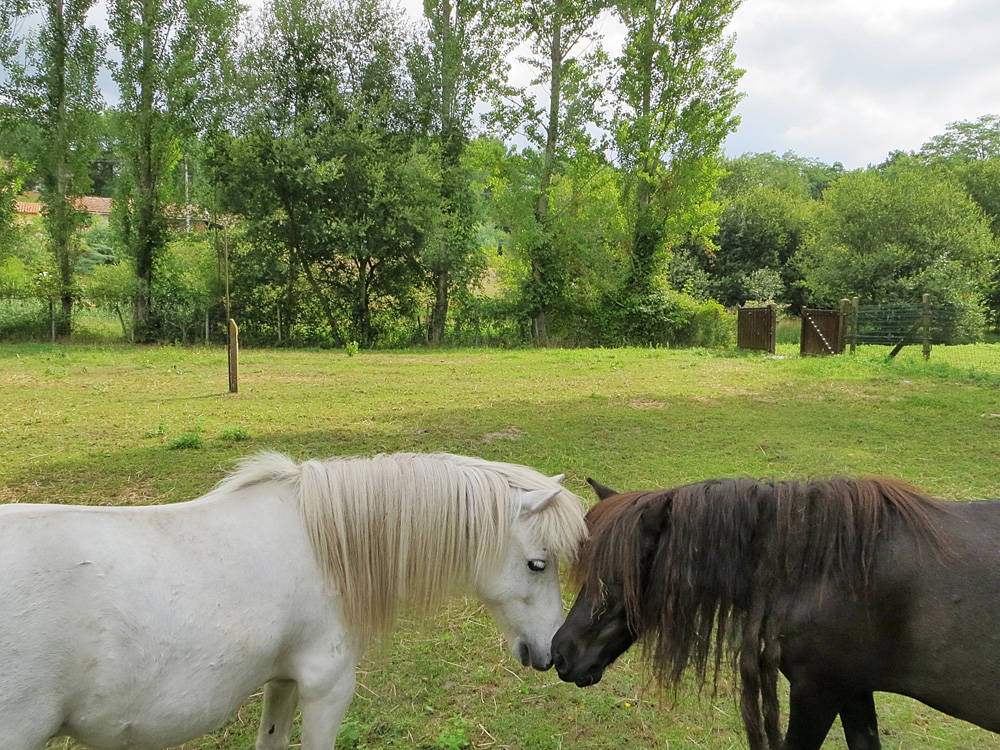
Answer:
1, 0, 102, 335
613, 0, 743, 292
417, 0, 517, 343
107, 0, 240, 340
506, 0, 607, 342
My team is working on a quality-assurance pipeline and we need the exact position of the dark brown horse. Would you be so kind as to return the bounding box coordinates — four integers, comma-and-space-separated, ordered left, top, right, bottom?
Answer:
551, 476, 1000, 750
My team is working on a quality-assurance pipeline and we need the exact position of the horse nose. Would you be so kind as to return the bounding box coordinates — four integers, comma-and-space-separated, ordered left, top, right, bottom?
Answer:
534, 651, 553, 671
518, 640, 553, 671
553, 649, 567, 675
517, 641, 531, 667
552, 635, 574, 679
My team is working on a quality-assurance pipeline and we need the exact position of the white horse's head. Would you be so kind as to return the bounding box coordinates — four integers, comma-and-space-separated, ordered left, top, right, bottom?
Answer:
270, 453, 586, 666
474, 478, 574, 671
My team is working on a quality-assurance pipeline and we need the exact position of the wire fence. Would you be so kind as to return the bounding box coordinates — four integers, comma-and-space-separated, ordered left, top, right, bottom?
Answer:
854, 302, 981, 347
852, 302, 999, 376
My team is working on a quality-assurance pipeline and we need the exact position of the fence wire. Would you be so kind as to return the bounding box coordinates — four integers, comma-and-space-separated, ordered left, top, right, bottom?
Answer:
852, 302, 999, 376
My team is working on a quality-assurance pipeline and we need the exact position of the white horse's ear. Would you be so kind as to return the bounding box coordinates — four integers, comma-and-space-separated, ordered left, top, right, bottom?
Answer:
549, 473, 565, 484
519, 488, 560, 518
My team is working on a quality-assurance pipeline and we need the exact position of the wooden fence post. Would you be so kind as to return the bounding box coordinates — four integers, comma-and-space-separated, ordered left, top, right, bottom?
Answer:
851, 297, 859, 354
228, 318, 239, 393
768, 303, 776, 354
922, 293, 931, 361
839, 299, 851, 354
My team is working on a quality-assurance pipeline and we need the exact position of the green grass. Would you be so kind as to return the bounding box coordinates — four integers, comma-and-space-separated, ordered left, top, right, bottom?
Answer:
3, 342, 999, 749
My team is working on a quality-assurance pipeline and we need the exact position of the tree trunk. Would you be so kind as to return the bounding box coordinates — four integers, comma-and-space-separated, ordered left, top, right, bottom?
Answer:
429, 0, 457, 346
629, 4, 658, 293
49, 0, 73, 337
530, 0, 563, 347
355, 258, 371, 347
429, 261, 448, 345
131, 0, 159, 342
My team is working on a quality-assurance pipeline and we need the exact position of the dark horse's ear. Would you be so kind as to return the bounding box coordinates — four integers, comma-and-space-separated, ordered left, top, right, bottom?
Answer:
638, 497, 671, 536
586, 478, 620, 500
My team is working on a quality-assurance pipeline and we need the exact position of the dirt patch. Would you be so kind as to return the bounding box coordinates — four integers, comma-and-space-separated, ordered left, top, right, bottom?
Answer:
482, 426, 523, 443
629, 398, 670, 409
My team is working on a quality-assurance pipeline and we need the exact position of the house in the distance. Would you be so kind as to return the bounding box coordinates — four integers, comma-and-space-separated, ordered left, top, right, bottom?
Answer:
15, 196, 112, 219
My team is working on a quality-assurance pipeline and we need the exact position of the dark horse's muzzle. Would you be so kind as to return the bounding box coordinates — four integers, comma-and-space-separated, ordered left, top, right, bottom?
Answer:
551, 594, 637, 687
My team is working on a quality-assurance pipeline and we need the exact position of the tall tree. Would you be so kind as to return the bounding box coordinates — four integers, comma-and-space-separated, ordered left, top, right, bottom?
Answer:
415, 0, 517, 343
1, 0, 102, 335
107, 0, 240, 340
489, 0, 607, 342
613, 0, 743, 294
0, 158, 27, 259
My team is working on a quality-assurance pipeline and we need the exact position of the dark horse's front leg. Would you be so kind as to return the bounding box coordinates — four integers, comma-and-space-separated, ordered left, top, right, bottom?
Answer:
839, 692, 881, 750
783, 684, 881, 750
783, 680, 840, 750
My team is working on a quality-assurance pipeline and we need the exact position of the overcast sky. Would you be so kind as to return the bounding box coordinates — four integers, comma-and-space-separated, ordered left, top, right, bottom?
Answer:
723, 0, 1000, 168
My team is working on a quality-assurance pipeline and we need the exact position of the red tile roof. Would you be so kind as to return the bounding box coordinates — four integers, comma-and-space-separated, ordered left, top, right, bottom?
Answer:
74, 196, 112, 214
14, 196, 112, 215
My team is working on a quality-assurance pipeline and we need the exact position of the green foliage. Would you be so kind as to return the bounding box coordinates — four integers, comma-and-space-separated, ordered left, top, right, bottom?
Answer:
918, 114, 1000, 163
219, 425, 248, 441
151, 235, 222, 343
107, 0, 242, 341
595, 285, 734, 347
797, 167, 998, 315
80, 261, 138, 341
0, 159, 27, 257
1, 0, 104, 337
212, 0, 429, 348
167, 417, 205, 449
704, 183, 815, 309
145, 418, 169, 438
167, 431, 204, 450
720, 151, 844, 201
344, 340, 359, 357
434, 716, 473, 750
613, 0, 745, 289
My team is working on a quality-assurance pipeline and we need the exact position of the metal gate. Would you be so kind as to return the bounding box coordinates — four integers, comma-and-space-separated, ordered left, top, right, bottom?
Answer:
800, 308, 846, 356
737, 305, 776, 354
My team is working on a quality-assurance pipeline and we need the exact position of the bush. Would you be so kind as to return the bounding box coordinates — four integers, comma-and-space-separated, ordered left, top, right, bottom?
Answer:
593, 287, 735, 347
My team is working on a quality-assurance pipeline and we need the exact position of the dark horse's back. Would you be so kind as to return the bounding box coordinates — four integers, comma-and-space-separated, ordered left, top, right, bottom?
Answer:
781, 498, 1000, 733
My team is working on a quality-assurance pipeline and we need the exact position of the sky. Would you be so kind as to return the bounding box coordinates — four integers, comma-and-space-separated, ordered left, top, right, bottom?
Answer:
56, 0, 1000, 170
722, 0, 1000, 167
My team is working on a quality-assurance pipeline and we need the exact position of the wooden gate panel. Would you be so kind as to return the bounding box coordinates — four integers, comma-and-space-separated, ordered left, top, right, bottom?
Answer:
737, 305, 776, 354
801, 309, 845, 356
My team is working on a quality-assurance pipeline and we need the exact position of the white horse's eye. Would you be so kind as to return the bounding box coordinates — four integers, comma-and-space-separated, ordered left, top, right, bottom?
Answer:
527, 559, 546, 572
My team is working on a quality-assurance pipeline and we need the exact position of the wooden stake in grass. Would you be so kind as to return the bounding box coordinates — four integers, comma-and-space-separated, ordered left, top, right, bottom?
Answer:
228, 319, 239, 394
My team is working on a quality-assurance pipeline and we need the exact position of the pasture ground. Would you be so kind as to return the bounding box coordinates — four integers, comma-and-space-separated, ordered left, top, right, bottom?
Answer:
3, 342, 999, 750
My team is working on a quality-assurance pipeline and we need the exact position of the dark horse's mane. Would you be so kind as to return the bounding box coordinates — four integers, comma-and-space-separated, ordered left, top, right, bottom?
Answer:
573, 477, 947, 750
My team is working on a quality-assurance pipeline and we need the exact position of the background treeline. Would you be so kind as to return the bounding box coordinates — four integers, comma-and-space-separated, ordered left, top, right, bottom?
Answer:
1, 0, 998, 348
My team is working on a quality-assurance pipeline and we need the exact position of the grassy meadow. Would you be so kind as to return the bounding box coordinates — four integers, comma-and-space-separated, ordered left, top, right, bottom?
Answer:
3, 342, 1000, 750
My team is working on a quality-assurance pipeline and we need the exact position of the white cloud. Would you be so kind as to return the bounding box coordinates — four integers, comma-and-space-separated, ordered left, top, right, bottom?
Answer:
725, 0, 1000, 166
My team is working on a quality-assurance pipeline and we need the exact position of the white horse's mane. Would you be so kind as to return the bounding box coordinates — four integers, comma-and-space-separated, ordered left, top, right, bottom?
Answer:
212, 452, 587, 638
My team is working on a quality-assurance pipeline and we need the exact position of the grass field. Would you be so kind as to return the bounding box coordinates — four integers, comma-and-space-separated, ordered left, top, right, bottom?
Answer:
3, 342, 999, 750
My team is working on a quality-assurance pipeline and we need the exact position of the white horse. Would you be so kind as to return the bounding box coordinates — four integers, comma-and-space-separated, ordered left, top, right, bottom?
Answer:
0, 452, 587, 750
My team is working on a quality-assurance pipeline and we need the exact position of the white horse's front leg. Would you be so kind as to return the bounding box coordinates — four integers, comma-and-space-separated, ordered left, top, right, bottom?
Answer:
298, 669, 356, 750
254, 679, 299, 750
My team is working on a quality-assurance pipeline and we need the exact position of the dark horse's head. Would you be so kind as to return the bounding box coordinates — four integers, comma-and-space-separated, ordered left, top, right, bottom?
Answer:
552, 479, 670, 687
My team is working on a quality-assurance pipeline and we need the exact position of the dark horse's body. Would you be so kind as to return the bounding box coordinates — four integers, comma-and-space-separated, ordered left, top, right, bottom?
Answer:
551, 477, 1000, 750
